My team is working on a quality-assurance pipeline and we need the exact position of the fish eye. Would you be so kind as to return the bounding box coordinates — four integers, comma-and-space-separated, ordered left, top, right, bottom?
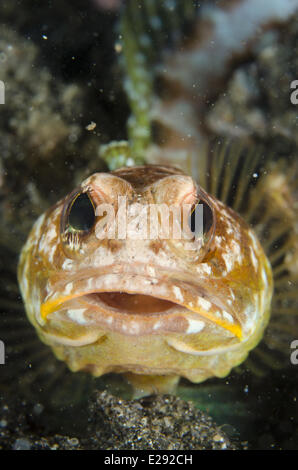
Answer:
67, 192, 95, 232
188, 200, 214, 238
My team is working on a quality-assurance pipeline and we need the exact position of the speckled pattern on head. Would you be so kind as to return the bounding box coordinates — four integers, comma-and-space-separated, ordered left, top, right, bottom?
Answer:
18, 164, 273, 395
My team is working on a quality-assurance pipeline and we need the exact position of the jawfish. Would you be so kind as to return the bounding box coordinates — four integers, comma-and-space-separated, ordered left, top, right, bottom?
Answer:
17, 0, 298, 396
18, 162, 273, 395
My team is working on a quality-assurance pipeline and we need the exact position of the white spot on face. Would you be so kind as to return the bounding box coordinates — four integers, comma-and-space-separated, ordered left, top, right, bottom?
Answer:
250, 247, 259, 271
48, 245, 56, 263
230, 239, 243, 264
46, 225, 57, 242
62, 259, 74, 270
21, 273, 29, 298
87, 278, 95, 290
222, 311, 234, 323
197, 297, 211, 311
186, 319, 205, 334
68, 308, 87, 325
215, 236, 223, 246
153, 320, 162, 330
261, 267, 268, 288
242, 304, 257, 334
173, 286, 184, 303
21, 256, 31, 295
147, 266, 156, 277
248, 230, 259, 252
222, 253, 233, 272
52, 207, 61, 219
129, 321, 140, 334
33, 213, 46, 240
64, 282, 73, 295
196, 264, 212, 275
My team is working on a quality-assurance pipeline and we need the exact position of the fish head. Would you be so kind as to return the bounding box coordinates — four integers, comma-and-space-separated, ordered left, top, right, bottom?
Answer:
18, 164, 273, 383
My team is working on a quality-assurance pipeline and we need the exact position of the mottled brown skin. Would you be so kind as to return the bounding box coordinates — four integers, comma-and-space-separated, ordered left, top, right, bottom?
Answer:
18, 165, 273, 396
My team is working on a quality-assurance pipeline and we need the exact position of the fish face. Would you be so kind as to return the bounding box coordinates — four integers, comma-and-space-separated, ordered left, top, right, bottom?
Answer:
18, 165, 273, 386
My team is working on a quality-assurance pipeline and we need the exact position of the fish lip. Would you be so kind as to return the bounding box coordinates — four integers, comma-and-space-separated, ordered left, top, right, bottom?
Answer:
40, 267, 243, 339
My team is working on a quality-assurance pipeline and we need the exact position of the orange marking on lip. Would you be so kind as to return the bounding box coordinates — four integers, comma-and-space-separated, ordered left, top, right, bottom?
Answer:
185, 304, 243, 340
41, 294, 81, 320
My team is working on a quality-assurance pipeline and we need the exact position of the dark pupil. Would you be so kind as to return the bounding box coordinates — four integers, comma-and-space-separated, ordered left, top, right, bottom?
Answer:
68, 193, 95, 232
189, 202, 213, 236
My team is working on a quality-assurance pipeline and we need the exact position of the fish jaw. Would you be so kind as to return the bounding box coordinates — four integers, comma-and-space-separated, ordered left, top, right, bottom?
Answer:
20, 267, 272, 385
39, 272, 240, 335
37, 285, 271, 385
35, 261, 272, 353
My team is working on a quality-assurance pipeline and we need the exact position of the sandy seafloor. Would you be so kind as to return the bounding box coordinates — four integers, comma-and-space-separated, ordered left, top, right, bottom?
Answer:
0, 0, 298, 450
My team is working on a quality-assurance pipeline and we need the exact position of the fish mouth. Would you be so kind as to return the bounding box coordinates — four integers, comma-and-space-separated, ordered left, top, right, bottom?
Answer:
40, 269, 243, 340
85, 292, 181, 315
